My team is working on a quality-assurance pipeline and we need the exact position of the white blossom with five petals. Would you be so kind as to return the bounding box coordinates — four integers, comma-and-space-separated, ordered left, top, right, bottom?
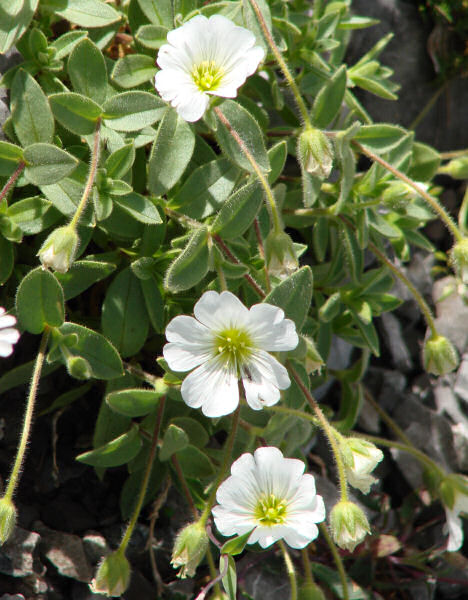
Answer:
0, 308, 20, 357
163, 291, 298, 417
155, 15, 265, 122
212, 446, 326, 549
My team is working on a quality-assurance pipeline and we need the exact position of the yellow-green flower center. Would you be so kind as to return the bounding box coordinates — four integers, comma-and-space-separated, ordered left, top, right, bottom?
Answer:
214, 328, 253, 374
192, 60, 224, 91
255, 494, 287, 526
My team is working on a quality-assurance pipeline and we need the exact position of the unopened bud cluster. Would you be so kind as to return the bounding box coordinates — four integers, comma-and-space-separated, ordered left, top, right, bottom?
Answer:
38, 225, 79, 273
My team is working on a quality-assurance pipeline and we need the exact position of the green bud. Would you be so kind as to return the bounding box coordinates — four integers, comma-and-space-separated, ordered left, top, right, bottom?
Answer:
66, 356, 92, 380
90, 550, 131, 597
329, 501, 370, 552
298, 582, 326, 600
422, 333, 459, 376
381, 181, 429, 209
304, 336, 324, 374
264, 230, 298, 279
0, 497, 17, 544
171, 521, 209, 579
38, 225, 79, 273
439, 474, 468, 510
297, 128, 333, 178
450, 238, 468, 284
439, 156, 468, 180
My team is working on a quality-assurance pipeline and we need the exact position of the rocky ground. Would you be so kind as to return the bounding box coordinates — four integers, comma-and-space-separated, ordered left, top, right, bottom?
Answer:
0, 1, 468, 599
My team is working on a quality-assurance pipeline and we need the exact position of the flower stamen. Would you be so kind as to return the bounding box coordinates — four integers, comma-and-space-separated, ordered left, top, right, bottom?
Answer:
191, 60, 224, 92
214, 328, 253, 374
255, 493, 287, 526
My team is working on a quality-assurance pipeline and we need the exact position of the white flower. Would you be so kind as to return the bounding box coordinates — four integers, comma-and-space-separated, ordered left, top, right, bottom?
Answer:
0, 308, 20, 357
212, 446, 325, 549
444, 477, 468, 552
342, 438, 384, 494
155, 15, 265, 122
163, 291, 298, 418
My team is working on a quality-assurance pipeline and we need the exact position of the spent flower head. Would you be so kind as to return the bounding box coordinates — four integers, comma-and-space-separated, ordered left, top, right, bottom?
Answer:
330, 500, 370, 552
212, 446, 325, 549
171, 521, 209, 578
163, 291, 298, 417
439, 474, 468, 552
264, 230, 298, 280
297, 128, 333, 178
422, 333, 459, 376
0, 308, 20, 358
450, 238, 468, 285
38, 225, 79, 273
340, 437, 384, 494
155, 15, 264, 122
90, 550, 131, 597
0, 497, 16, 544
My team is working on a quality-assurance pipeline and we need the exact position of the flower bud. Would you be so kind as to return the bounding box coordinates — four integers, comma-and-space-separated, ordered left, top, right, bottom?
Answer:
38, 225, 79, 273
66, 356, 92, 380
264, 230, 298, 279
297, 128, 333, 178
171, 521, 209, 578
298, 582, 326, 600
0, 497, 16, 544
450, 238, 468, 284
422, 333, 459, 376
90, 550, 131, 597
381, 181, 429, 209
329, 501, 370, 552
439, 156, 468, 180
340, 438, 383, 494
304, 336, 324, 374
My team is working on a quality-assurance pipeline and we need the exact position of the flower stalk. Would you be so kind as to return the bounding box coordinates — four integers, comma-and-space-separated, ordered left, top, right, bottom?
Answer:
0, 161, 25, 205
319, 523, 350, 600
2, 327, 50, 510
279, 539, 298, 600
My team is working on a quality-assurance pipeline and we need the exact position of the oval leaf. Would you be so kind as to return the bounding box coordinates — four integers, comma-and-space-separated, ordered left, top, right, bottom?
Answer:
264, 266, 313, 332
24, 144, 79, 185
164, 227, 210, 293
76, 426, 142, 467
107, 388, 163, 417
16, 267, 65, 334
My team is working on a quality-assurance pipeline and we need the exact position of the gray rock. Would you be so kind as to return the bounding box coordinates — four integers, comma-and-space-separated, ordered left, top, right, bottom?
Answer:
0, 527, 40, 578
242, 554, 290, 600
0, 48, 22, 140
36, 523, 93, 583
0, 595, 25, 600
82, 532, 109, 566
434, 378, 468, 470
315, 336, 353, 400
381, 311, 413, 372
454, 355, 468, 405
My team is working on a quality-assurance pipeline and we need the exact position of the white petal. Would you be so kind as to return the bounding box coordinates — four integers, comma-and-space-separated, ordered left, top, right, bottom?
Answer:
0, 328, 20, 344
165, 315, 211, 345
242, 351, 290, 410
194, 290, 250, 331
282, 523, 319, 549
0, 341, 14, 357
212, 505, 256, 537
445, 508, 463, 551
163, 342, 209, 372
248, 304, 298, 351
0, 313, 17, 329
180, 358, 239, 417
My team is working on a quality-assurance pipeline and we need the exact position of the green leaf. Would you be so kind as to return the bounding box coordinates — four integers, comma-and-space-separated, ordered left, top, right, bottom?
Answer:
312, 65, 347, 129
164, 226, 210, 292
335, 381, 364, 432
140, 276, 165, 333
113, 192, 162, 224
211, 181, 263, 240
77, 426, 142, 467
16, 267, 65, 334
340, 223, 363, 283
242, 0, 271, 52
170, 417, 209, 448
103, 91, 166, 131
112, 54, 157, 88
0, 236, 14, 284
54, 0, 121, 28
39, 383, 92, 417
105, 143, 135, 179
102, 267, 149, 357
24, 143, 79, 185
221, 555, 237, 600
11, 69, 54, 146
215, 100, 270, 174
55, 259, 116, 300
0, 141, 23, 176
353, 124, 408, 153
8, 197, 60, 234
49, 92, 102, 135
148, 108, 195, 195
408, 142, 441, 182
264, 266, 313, 331
177, 445, 214, 478
59, 322, 124, 379
268, 141, 287, 184
106, 388, 163, 417
221, 530, 253, 556
137, 0, 172, 27
0, 0, 38, 54
351, 75, 398, 100
51, 30, 88, 60
135, 24, 169, 49
160, 424, 189, 461
170, 158, 239, 219
68, 38, 108, 104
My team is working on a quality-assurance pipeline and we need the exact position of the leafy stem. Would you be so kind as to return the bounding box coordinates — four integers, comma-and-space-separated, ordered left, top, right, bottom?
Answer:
0, 161, 25, 206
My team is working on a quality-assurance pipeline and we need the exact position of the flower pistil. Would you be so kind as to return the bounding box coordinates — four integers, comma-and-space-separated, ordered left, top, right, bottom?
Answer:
192, 60, 224, 92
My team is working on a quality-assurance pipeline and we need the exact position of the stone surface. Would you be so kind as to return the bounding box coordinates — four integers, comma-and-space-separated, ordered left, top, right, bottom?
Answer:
381, 311, 413, 372
82, 533, 108, 566
35, 523, 93, 583
0, 527, 40, 578
432, 277, 468, 355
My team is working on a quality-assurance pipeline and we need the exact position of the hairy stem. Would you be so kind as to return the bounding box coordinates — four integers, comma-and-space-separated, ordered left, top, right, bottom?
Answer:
69, 118, 102, 230
120, 396, 166, 553
288, 363, 348, 501
246, 0, 311, 128
279, 540, 298, 600
171, 454, 199, 519
5, 327, 50, 500
0, 161, 25, 205
214, 106, 282, 234
319, 523, 349, 600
